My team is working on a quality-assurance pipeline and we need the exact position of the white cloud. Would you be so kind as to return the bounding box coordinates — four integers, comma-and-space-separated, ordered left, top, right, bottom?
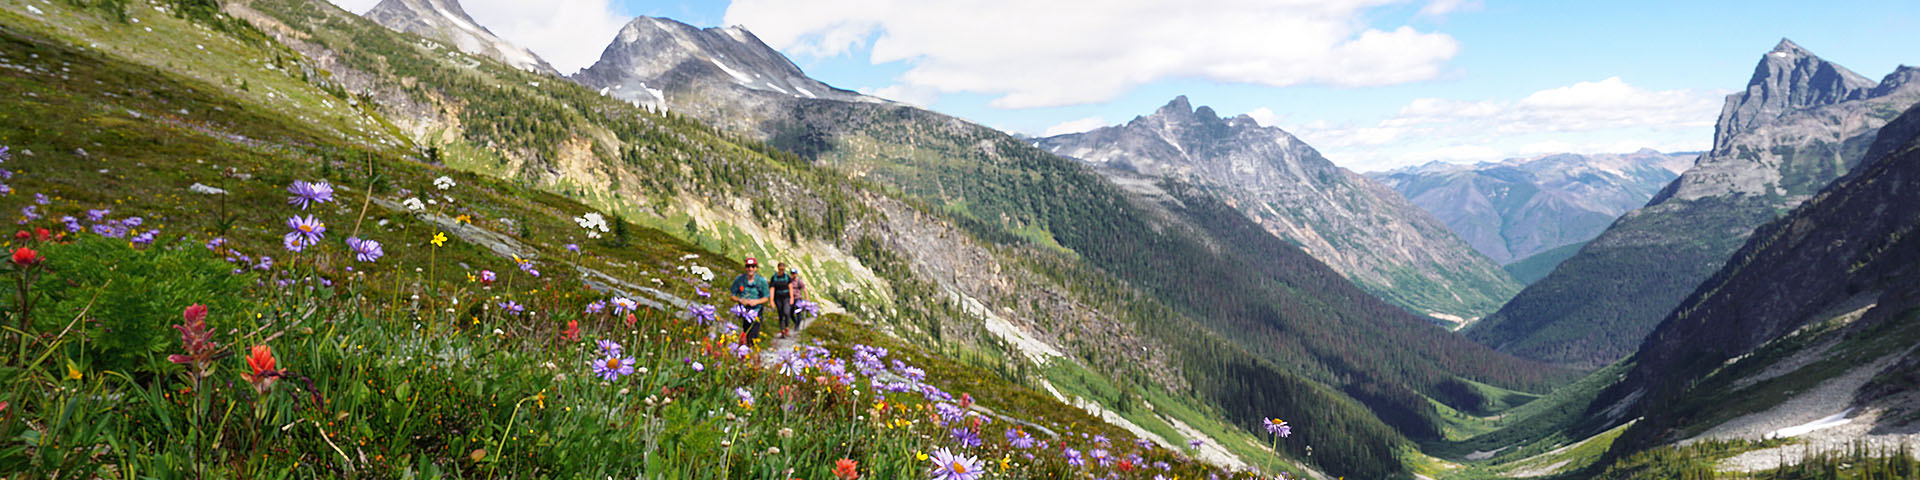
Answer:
325, 0, 631, 74
1419, 0, 1482, 16
1244, 107, 1283, 128
724, 0, 1459, 109
1288, 77, 1728, 171
1042, 116, 1110, 137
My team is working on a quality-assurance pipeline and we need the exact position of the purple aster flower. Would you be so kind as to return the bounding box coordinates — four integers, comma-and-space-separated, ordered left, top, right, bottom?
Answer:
1264, 418, 1291, 437
1136, 438, 1155, 450
685, 304, 716, 325
120, 216, 143, 227
695, 287, 710, 298
286, 180, 335, 210
729, 304, 759, 323
1153, 461, 1170, 471
1090, 448, 1111, 466
131, 229, 157, 245
19, 205, 38, 223
283, 215, 325, 252
0, 146, 8, 162
0, 170, 11, 180
254, 256, 274, 271
928, 448, 984, 480
794, 299, 821, 316
346, 237, 383, 263
478, 269, 496, 284
610, 297, 636, 315
1188, 439, 1203, 449
727, 343, 751, 360
517, 260, 539, 277
564, 243, 579, 253
61, 216, 80, 233
1092, 435, 1110, 446
1063, 448, 1085, 467
950, 428, 983, 448
690, 361, 704, 372
1006, 429, 1036, 449
734, 387, 754, 407
92, 223, 126, 238
585, 300, 606, 315
85, 209, 109, 222
936, 402, 967, 425
592, 354, 636, 381
497, 300, 525, 314
206, 237, 226, 251
32, 193, 46, 205
597, 340, 623, 357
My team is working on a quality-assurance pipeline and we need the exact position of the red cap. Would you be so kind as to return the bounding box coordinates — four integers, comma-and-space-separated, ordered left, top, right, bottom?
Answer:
745, 257, 758, 267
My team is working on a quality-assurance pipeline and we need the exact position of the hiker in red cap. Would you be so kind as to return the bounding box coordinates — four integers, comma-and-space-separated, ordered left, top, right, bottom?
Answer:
730, 257, 771, 344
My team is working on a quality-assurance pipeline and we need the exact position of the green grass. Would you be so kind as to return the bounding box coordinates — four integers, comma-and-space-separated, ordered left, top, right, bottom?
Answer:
0, 7, 1255, 477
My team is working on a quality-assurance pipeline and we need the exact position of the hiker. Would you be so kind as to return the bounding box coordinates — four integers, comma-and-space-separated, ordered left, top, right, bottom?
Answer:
730, 257, 770, 345
770, 263, 803, 338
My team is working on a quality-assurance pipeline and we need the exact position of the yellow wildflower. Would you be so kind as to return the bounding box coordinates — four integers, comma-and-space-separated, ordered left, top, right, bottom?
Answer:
431, 232, 448, 247
66, 362, 83, 381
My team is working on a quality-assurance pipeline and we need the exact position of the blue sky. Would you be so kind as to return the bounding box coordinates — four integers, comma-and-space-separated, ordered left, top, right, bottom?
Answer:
329, 0, 1920, 171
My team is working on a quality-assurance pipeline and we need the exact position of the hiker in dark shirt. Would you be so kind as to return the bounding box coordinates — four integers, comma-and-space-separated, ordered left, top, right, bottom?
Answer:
770, 262, 798, 338
730, 257, 770, 345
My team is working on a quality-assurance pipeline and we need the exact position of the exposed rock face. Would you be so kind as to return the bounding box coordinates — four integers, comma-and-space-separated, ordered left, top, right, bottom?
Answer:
1602, 101, 1920, 454
1712, 39, 1876, 151
363, 0, 557, 75
1039, 97, 1521, 320
1467, 39, 1920, 368
570, 16, 876, 133
1369, 151, 1694, 264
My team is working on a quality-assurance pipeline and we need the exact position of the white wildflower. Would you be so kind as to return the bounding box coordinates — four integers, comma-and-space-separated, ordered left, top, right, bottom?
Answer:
402, 197, 424, 211
574, 212, 610, 238
433, 176, 455, 190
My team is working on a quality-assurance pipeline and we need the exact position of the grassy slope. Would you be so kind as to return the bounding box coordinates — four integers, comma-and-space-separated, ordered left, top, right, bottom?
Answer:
0, 3, 1249, 478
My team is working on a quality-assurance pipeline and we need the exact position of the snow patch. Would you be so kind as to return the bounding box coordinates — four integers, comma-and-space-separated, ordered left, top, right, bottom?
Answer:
709, 59, 754, 85
1767, 408, 1853, 439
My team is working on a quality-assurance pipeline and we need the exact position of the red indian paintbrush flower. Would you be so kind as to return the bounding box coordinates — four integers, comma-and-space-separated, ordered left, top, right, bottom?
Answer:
241, 345, 277, 394
168, 304, 218, 379
561, 320, 580, 342
9, 246, 40, 267
833, 458, 859, 480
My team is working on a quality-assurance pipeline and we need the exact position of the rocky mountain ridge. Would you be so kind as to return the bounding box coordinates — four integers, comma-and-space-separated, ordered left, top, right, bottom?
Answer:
1039, 96, 1522, 320
363, 0, 557, 75
1467, 38, 1920, 367
1368, 150, 1694, 264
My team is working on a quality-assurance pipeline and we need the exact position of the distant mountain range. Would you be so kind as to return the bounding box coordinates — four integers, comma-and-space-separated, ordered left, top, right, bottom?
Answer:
1367, 150, 1695, 266
1466, 39, 1920, 368
364, 0, 557, 75
1038, 97, 1521, 321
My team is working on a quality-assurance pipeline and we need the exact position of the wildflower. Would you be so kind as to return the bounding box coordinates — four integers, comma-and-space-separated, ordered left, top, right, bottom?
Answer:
833, 458, 859, 480
86, 209, 109, 222
431, 232, 447, 247
592, 352, 636, 381
565, 243, 579, 253
1064, 448, 1084, 467
168, 304, 218, 377
32, 227, 48, 243
206, 237, 226, 251
795, 299, 821, 316
403, 197, 425, 211
240, 345, 277, 394
66, 361, 82, 380
597, 340, 624, 357
32, 193, 46, 205
434, 176, 455, 190
928, 448, 984, 480
286, 180, 335, 210
574, 212, 609, 238
498, 301, 525, 314
695, 287, 711, 298
1006, 428, 1036, 449
686, 304, 716, 325
346, 237, 384, 263
561, 320, 580, 342
729, 304, 759, 323
19, 205, 39, 222
950, 427, 983, 448
283, 215, 325, 252
253, 256, 274, 271
611, 297, 637, 315
479, 270, 496, 285
1264, 418, 1291, 437
1090, 448, 1110, 467
60, 216, 79, 233
0, 146, 7, 161
734, 387, 754, 408
585, 300, 606, 315
9, 247, 41, 267
690, 361, 704, 372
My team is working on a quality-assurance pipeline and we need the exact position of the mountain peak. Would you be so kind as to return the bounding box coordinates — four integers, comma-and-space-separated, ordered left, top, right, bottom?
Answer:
1155, 95, 1194, 117
364, 0, 557, 75
1713, 39, 1876, 150
575, 16, 863, 107
1770, 37, 1808, 56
